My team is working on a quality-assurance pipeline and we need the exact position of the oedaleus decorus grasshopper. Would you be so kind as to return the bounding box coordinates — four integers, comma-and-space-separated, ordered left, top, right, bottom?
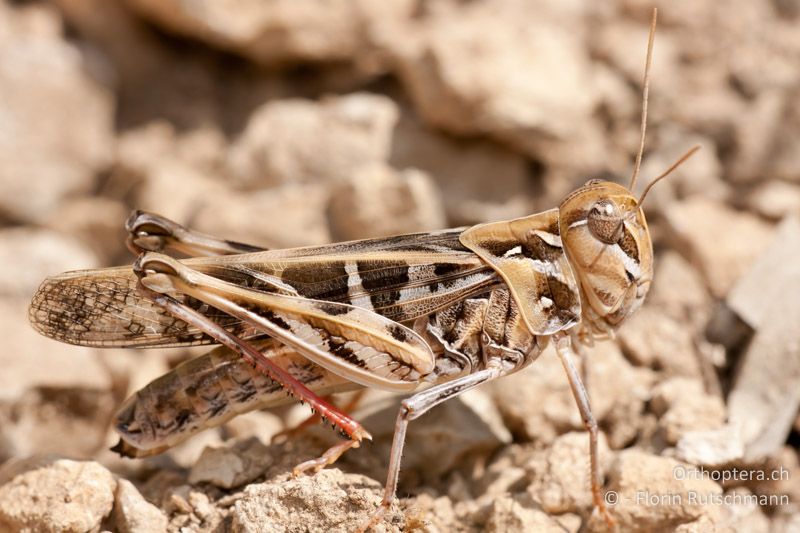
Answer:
29, 9, 695, 530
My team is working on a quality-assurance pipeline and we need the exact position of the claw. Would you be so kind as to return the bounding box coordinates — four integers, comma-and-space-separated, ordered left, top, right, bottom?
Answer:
591, 488, 615, 530
292, 439, 361, 477
356, 502, 389, 533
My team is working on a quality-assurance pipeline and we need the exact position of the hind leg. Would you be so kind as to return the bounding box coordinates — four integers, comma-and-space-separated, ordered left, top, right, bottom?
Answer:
126, 210, 266, 257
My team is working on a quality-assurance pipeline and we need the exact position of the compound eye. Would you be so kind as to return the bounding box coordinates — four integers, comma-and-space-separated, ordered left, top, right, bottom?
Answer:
587, 200, 623, 244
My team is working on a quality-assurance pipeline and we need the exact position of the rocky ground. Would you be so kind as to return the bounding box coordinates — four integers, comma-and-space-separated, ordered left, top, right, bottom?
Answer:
1, 1, 799, 532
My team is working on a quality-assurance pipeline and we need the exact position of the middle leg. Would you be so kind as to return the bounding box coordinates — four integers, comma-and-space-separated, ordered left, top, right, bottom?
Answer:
358, 362, 509, 532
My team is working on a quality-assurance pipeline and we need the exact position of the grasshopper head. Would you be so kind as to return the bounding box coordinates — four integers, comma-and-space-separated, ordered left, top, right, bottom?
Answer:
558, 180, 653, 329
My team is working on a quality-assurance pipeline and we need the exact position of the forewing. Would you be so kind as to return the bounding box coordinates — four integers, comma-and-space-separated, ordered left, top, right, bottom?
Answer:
30, 230, 497, 348
459, 209, 581, 335
29, 266, 261, 348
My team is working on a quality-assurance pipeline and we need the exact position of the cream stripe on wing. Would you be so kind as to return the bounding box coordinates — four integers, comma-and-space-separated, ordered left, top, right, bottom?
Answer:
344, 261, 374, 311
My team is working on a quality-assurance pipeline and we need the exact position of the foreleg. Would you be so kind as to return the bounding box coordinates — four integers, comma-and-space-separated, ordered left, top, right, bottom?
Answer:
555, 335, 614, 528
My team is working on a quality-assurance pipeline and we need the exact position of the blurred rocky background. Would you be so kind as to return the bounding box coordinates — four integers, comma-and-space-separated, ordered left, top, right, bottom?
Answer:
1, 0, 799, 531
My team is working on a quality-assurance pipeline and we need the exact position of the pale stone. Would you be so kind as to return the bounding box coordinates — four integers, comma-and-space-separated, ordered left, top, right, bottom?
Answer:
126, 0, 416, 65
675, 425, 745, 467
114, 479, 167, 533
231, 469, 400, 533
355, 393, 510, 485
484, 494, 568, 533
0, 459, 116, 533
651, 377, 727, 445
490, 342, 651, 449
192, 183, 331, 249
727, 216, 800, 330
328, 164, 446, 240
0, 3, 113, 224
527, 432, 612, 514
663, 198, 774, 297
0, 299, 110, 402
389, 114, 533, 225
748, 180, 800, 220
728, 291, 800, 461
134, 159, 228, 228
188, 438, 272, 489
222, 410, 285, 445
605, 451, 723, 531
390, 2, 597, 154
43, 197, 130, 264
0, 228, 99, 299
226, 94, 399, 188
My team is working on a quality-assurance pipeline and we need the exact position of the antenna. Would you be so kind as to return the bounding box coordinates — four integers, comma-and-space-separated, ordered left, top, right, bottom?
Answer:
628, 8, 658, 192
638, 145, 701, 205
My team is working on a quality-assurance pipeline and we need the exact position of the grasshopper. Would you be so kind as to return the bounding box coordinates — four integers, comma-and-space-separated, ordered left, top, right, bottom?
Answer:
29, 9, 694, 529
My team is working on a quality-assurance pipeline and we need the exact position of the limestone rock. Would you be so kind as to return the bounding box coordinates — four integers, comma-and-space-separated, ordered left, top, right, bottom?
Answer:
192, 183, 331, 248
484, 494, 570, 533
728, 91, 787, 184
717, 488, 771, 533
0, 3, 114, 224
727, 284, 800, 461
404, 492, 461, 532
126, 0, 415, 65
526, 431, 612, 515
222, 410, 285, 445
389, 114, 533, 225
159, 484, 224, 532
165, 428, 226, 470
663, 198, 774, 298
489, 342, 650, 449
115, 122, 231, 226
726, 216, 800, 330
674, 425, 745, 467
354, 392, 510, 486
488, 346, 583, 444
723, 218, 800, 462
651, 377, 727, 445
114, 479, 168, 533
42, 197, 130, 265
605, 451, 723, 531
646, 251, 712, 322
328, 164, 446, 240
1, 299, 109, 402
584, 341, 655, 449
133, 159, 228, 228
0, 458, 116, 533
0, 228, 99, 299
0, 384, 116, 461
389, 2, 597, 154
226, 94, 399, 188
189, 438, 272, 490
231, 469, 400, 533
748, 180, 800, 220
